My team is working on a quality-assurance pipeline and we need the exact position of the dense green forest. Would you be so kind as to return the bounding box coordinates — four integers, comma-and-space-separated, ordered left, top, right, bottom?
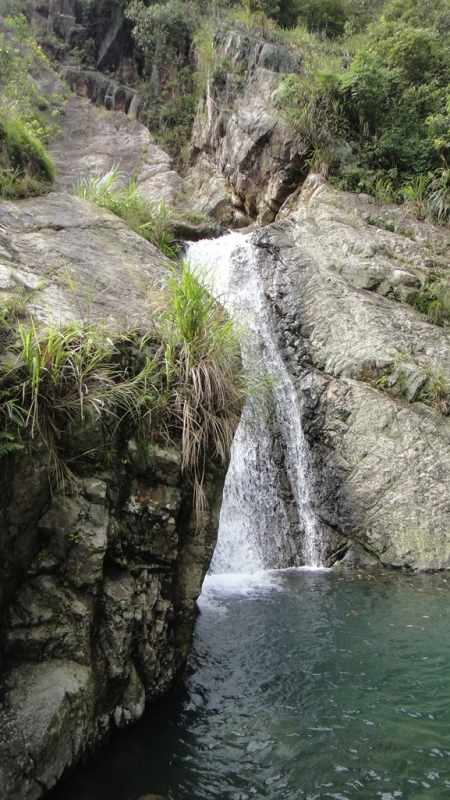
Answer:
1, 0, 450, 219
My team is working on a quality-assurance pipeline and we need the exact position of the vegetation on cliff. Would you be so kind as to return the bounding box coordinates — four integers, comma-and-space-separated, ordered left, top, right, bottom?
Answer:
62, 0, 450, 221
277, 0, 450, 217
0, 263, 248, 513
74, 168, 180, 257
0, 14, 59, 195
2, 0, 450, 216
0, 112, 55, 197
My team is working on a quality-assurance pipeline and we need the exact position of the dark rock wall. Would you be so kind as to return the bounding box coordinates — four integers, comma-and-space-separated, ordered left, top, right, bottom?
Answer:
0, 441, 226, 800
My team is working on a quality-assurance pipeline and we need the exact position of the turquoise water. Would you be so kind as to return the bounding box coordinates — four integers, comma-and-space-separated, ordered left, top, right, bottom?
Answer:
54, 570, 450, 800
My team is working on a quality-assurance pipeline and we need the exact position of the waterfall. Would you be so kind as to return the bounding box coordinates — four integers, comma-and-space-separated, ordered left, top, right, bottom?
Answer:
187, 232, 323, 572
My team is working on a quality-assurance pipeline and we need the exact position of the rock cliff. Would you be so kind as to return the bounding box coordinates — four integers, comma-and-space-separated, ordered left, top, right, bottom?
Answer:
187, 30, 305, 227
255, 175, 450, 570
0, 194, 227, 799
2, 10, 450, 799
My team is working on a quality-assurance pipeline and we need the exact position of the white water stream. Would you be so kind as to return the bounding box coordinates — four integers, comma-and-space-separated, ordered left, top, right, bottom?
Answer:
187, 232, 323, 573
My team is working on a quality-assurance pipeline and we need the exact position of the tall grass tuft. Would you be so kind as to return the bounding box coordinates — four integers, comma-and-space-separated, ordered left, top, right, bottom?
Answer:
0, 262, 253, 522
74, 169, 179, 258
154, 263, 248, 516
419, 365, 450, 415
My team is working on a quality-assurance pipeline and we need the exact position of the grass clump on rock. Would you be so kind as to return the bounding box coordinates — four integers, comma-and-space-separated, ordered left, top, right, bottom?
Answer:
0, 262, 249, 518
0, 111, 56, 197
74, 169, 180, 258
156, 263, 247, 511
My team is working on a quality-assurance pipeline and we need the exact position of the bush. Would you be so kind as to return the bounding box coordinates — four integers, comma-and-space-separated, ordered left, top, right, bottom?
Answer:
277, 0, 450, 215
338, 51, 400, 135
0, 19, 63, 145
298, 0, 348, 37
126, 1, 195, 78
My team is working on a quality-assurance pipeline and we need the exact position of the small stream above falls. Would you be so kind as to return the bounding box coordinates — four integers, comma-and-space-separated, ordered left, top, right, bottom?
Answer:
187, 232, 322, 571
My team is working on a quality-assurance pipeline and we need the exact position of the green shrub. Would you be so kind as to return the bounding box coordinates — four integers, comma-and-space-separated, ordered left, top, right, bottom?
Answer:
126, 1, 195, 77
0, 19, 63, 145
297, 0, 348, 38
338, 51, 401, 135
276, 0, 450, 215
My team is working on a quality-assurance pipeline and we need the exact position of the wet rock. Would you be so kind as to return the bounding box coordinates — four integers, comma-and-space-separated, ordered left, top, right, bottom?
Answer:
113, 661, 145, 729
0, 660, 95, 799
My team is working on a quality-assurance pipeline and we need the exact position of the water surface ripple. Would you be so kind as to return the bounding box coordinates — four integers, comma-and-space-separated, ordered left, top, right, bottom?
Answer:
55, 571, 450, 800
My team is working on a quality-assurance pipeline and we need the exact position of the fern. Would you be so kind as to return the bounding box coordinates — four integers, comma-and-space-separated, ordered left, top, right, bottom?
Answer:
0, 430, 24, 459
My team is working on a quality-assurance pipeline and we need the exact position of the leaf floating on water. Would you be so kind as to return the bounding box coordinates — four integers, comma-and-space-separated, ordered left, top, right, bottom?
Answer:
351, 610, 358, 616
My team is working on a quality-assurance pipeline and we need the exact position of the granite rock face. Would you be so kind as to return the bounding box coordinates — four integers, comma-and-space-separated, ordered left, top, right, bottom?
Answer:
188, 30, 305, 226
253, 176, 450, 570
0, 194, 227, 799
48, 90, 183, 206
0, 192, 170, 326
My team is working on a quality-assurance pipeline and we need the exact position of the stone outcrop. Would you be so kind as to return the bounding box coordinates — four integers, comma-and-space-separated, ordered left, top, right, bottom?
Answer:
47, 92, 184, 206
187, 30, 305, 226
0, 194, 227, 799
0, 192, 169, 325
62, 68, 143, 117
0, 450, 224, 800
47, 72, 222, 233
254, 175, 450, 570
28, 0, 80, 46
27, 0, 131, 73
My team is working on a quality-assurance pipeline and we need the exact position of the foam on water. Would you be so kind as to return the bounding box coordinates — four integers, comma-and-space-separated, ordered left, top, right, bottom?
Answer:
199, 571, 283, 613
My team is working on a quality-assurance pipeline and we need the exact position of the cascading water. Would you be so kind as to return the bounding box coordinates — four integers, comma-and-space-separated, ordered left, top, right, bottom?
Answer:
186, 231, 323, 572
